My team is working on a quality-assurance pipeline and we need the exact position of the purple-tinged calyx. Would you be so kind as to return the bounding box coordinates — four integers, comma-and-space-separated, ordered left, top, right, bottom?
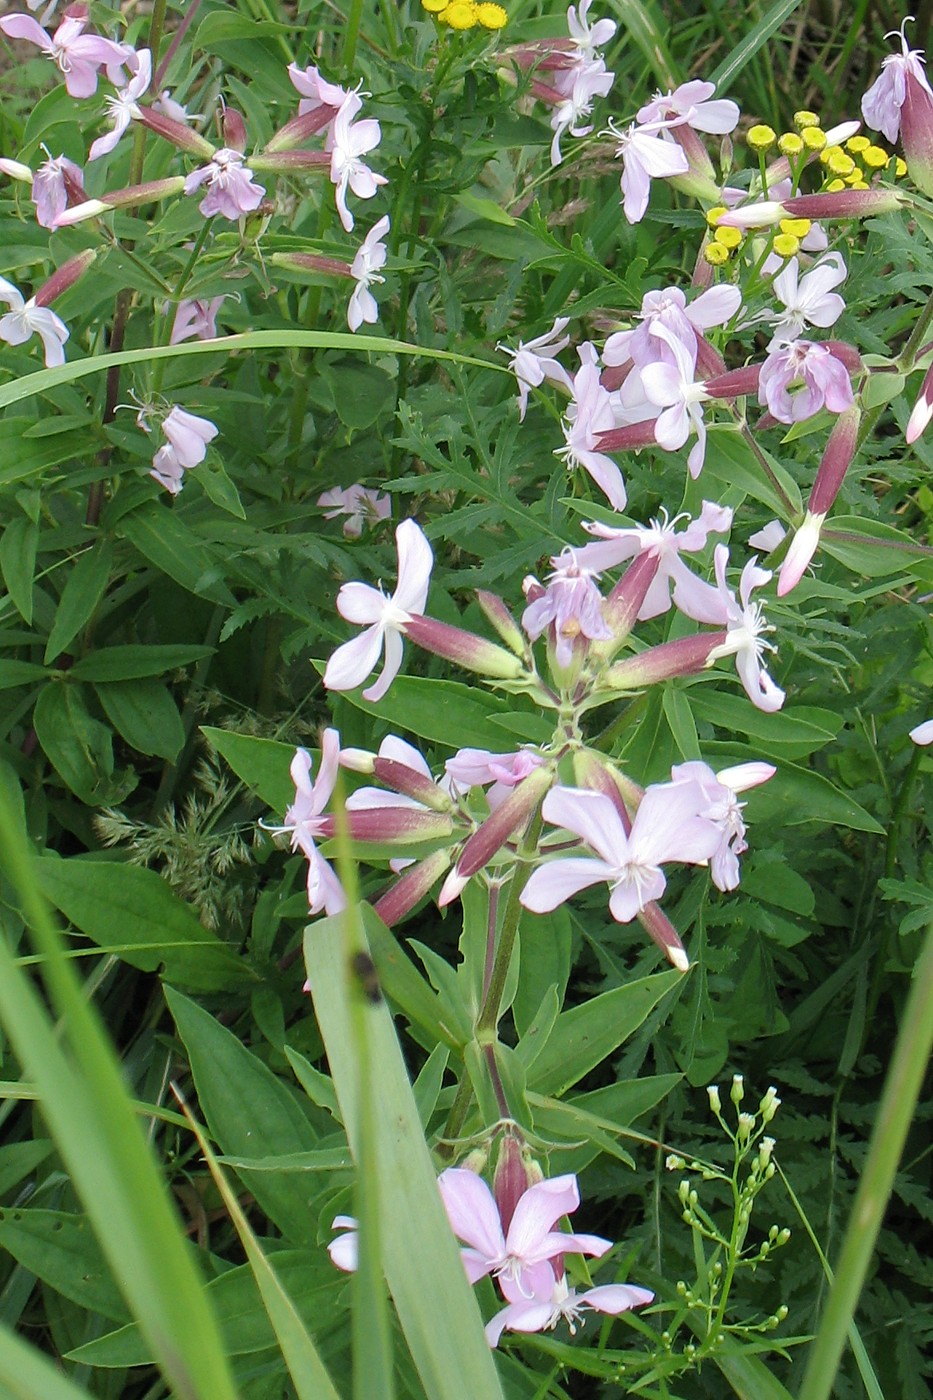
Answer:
373, 848, 453, 927
476, 589, 526, 655
777, 405, 860, 597
137, 106, 215, 157
605, 630, 727, 689
601, 550, 661, 642
439, 764, 554, 904
222, 107, 248, 153
703, 363, 762, 399
571, 747, 643, 816
901, 62, 933, 195
271, 251, 353, 279
264, 107, 335, 153
250, 149, 331, 172
907, 361, 933, 444
372, 756, 453, 812
318, 807, 453, 844
403, 614, 526, 680
52, 176, 186, 225
33, 249, 96, 307
637, 900, 690, 971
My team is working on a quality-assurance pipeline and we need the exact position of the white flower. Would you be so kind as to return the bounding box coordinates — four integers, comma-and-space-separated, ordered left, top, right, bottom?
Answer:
89, 48, 151, 161
766, 252, 847, 348
329, 90, 388, 233
0, 276, 68, 366
347, 215, 389, 331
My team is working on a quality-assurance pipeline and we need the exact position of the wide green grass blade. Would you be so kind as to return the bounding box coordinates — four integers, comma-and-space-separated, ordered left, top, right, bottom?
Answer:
609, 0, 682, 90
708, 0, 808, 96
305, 904, 506, 1400
0, 331, 503, 411
797, 922, 933, 1400
0, 1319, 99, 1400
0, 785, 240, 1400
179, 1094, 344, 1400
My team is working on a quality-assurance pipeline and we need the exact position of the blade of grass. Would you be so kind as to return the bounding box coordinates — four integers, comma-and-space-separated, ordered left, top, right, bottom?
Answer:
0, 782, 240, 1400
0, 1320, 100, 1400
797, 921, 933, 1400
610, 0, 681, 90
305, 903, 506, 1400
708, 0, 808, 97
176, 1090, 344, 1400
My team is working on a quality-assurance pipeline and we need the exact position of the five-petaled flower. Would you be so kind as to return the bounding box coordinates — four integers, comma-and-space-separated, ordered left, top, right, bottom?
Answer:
329, 89, 388, 232
265, 734, 346, 917
323, 518, 433, 702
0, 275, 69, 366
347, 215, 390, 331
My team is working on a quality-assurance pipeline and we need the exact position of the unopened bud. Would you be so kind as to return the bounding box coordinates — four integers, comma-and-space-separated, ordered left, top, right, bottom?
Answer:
737, 1111, 755, 1140
439, 763, 553, 902
372, 757, 452, 811
403, 614, 526, 682
34, 249, 96, 307
601, 550, 661, 642
264, 106, 335, 154
339, 747, 376, 774
759, 1086, 781, 1123
666, 1154, 685, 1171
138, 106, 216, 157
0, 158, 32, 183
222, 107, 248, 153
606, 630, 727, 689
757, 1136, 775, 1168
493, 1134, 528, 1233
251, 149, 331, 173
637, 899, 690, 971
707, 1084, 722, 1114
272, 251, 354, 279
372, 849, 453, 928
901, 67, 933, 197
730, 1074, 745, 1105
53, 176, 187, 226
476, 589, 526, 654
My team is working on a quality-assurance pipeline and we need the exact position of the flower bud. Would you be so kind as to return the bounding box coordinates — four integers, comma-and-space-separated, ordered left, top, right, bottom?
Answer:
138, 106, 216, 157
0, 158, 32, 183
759, 1085, 781, 1123
906, 361, 933, 443
492, 1134, 531, 1233
572, 748, 643, 816
438, 764, 553, 903
33, 249, 96, 308
703, 364, 762, 400
271, 251, 354, 279
264, 106, 335, 153
222, 107, 248, 153
373, 848, 453, 927
53, 176, 187, 226
339, 747, 376, 774
595, 421, 658, 453
605, 630, 727, 689
475, 589, 525, 654
636, 899, 690, 971
319, 807, 453, 844
601, 550, 661, 642
707, 1084, 722, 1115
403, 614, 526, 681
901, 67, 933, 196
250, 150, 331, 173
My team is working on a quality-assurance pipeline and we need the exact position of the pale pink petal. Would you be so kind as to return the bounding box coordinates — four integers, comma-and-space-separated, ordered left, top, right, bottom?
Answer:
520, 856, 614, 912
323, 624, 384, 691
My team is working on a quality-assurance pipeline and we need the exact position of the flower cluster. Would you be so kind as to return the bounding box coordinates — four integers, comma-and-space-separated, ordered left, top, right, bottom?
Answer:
422, 0, 508, 30
327, 1156, 653, 1348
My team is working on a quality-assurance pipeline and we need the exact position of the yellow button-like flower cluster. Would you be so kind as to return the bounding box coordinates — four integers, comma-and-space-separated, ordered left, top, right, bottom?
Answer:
793, 110, 820, 129
747, 124, 777, 150
422, 0, 507, 28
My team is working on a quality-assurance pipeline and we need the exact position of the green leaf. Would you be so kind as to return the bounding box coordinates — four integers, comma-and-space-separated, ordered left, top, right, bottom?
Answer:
822, 516, 931, 577
165, 988, 320, 1244
0, 1320, 106, 1400
34, 857, 253, 990
322, 671, 519, 750
0, 1139, 53, 1196
43, 539, 113, 665
32, 682, 124, 805
0, 660, 48, 692
67, 1253, 343, 1366
96, 678, 185, 760
0, 783, 240, 1400
0, 515, 38, 623
663, 683, 701, 761
321, 360, 396, 430
713, 1337, 797, 1399
754, 762, 885, 834
201, 725, 297, 812
528, 970, 684, 1096
612, 0, 681, 88
363, 910, 467, 1052
689, 694, 843, 758
709, 0, 808, 93
0, 417, 91, 488
198, 460, 247, 519
118, 506, 236, 606
70, 644, 214, 681
304, 905, 506, 1400
0, 1207, 129, 1322
702, 427, 802, 517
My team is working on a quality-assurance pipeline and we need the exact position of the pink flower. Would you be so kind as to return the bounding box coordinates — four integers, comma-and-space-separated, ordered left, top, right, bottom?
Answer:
637, 324, 710, 477
318, 483, 391, 536
0, 6, 128, 98
521, 782, 719, 926
575, 501, 733, 620
758, 340, 854, 424
603, 283, 741, 372
445, 747, 545, 811
549, 61, 614, 165
521, 549, 612, 666
766, 253, 847, 348
323, 518, 433, 702
703, 546, 785, 713
910, 719, 933, 745
499, 316, 574, 420
0, 276, 68, 366
348, 215, 389, 331
557, 348, 628, 509
162, 405, 218, 467
183, 148, 265, 221
329, 90, 387, 233
861, 18, 933, 143
610, 118, 689, 224
907, 360, 933, 444
637, 79, 739, 135
486, 1270, 654, 1348
327, 1215, 358, 1272
437, 1168, 611, 1296
287, 62, 348, 130
265, 735, 346, 916
565, 0, 616, 62
669, 760, 774, 891
170, 296, 226, 344
30, 151, 84, 227
88, 47, 151, 160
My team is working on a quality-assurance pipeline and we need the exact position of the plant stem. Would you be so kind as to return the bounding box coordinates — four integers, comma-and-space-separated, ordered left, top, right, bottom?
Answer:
735, 416, 797, 518
897, 283, 933, 372
476, 811, 542, 1037
342, 0, 365, 72
797, 921, 933, 1400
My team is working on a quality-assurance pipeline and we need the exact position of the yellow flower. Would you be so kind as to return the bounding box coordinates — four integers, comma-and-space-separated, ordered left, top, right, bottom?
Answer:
705, 204, 728, 227
793, 110, 820, 129
476, 1, 507, 27
846, 135, 870, 153
896, 156, 907, 177
747, 124, 777, 150
862, 144, 890, 169
802, 127, 826, 151
825, 177, 846, 192
772, 232, 799, 257
714, 225, 742, 249
779, 216, 811, 238
704, 241, 730, 265
422, 0, 448, 9
444, 0, 478, 26
825, 148, 855, 176
778, 132, 804, 156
